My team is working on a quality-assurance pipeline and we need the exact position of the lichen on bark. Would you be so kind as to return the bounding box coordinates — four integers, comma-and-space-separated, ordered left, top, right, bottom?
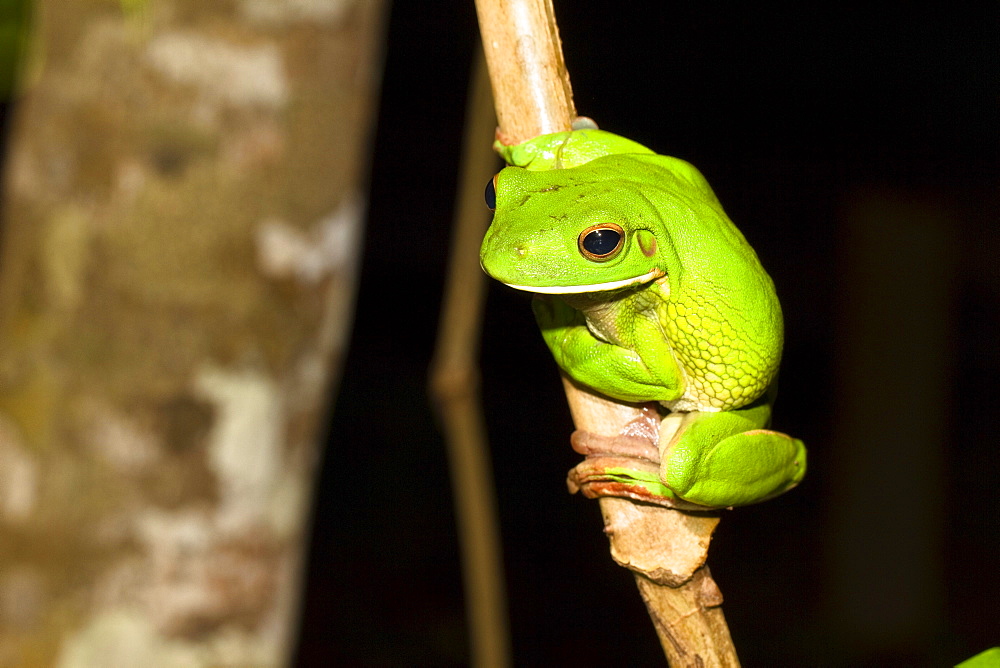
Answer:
0, 0, 386, 664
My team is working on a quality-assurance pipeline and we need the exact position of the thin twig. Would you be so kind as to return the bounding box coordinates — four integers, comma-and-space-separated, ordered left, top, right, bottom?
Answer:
429, 49, 511, 668
472, 0, 739, 664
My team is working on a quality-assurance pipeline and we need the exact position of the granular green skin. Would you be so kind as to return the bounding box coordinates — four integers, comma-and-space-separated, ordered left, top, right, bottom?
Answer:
664, 296, 776, 411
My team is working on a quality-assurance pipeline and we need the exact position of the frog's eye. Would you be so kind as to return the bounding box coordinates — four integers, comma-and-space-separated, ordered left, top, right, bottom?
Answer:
578, 224, 625, 261
484, 174, 498, 211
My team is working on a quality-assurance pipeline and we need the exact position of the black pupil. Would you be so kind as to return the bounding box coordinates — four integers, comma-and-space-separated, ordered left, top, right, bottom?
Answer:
484, 178, 496, 210
582, 228, 622, 256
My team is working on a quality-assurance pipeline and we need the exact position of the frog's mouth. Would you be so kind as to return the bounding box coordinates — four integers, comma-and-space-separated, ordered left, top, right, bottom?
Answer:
504, 267, 664, 294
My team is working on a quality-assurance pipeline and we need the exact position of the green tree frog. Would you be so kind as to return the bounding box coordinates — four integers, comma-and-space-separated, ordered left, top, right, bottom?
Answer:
480, 128, 805, 508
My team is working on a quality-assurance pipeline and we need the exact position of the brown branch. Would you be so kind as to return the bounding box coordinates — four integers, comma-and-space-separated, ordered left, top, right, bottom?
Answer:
474, 0, 575, 144
473, 0, 740, 665
565, 380, 738, 667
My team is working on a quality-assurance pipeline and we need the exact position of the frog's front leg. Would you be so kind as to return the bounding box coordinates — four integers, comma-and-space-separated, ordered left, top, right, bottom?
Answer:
659, 397, 806, 508
532, 295, 684, 404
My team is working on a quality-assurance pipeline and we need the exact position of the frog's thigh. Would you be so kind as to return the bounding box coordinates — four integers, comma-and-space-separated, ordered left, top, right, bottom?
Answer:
660, 410, 806, 507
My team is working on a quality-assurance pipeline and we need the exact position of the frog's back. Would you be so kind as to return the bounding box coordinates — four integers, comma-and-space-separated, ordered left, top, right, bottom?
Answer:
602, 153, 784, 412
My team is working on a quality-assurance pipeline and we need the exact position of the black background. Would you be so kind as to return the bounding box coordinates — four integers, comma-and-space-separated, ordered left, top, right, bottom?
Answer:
298, 3, 998, 666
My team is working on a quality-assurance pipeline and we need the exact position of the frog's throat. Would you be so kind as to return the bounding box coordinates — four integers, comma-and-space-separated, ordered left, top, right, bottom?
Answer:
504, 268, 665, 295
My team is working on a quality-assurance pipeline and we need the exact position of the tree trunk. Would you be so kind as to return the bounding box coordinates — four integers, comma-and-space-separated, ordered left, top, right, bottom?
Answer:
0, 1, 385, 665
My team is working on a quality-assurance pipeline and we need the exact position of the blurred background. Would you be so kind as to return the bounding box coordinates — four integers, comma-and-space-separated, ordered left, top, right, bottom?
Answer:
0, 1, 994, 667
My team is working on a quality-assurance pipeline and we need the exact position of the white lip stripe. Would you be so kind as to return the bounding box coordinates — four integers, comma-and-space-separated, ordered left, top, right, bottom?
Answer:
504, 268, 663, 294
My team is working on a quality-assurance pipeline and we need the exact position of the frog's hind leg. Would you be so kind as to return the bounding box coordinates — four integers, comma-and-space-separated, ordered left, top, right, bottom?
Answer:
657, 406, 806, 508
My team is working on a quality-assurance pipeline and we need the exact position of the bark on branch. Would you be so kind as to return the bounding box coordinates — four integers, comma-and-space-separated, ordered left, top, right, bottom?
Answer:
472, 0, 739, 664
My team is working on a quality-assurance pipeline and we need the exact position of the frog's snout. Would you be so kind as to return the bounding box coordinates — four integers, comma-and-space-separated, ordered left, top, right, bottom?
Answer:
485, 235, 533, 263
480, 234, 543, 286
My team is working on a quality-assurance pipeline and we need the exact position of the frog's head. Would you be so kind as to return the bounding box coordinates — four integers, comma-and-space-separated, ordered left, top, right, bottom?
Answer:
480, 158, 673, 294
